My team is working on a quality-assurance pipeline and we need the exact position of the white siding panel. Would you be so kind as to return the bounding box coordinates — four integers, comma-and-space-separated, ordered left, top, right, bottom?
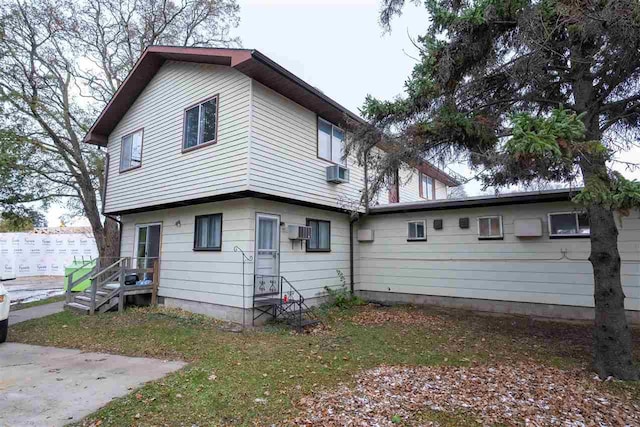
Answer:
357, 201, 640, 311
105, 62, 251, 213
248, 81, 365, 210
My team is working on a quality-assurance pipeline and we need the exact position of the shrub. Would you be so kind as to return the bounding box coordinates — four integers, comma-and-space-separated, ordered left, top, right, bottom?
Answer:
323, 270, 365, 309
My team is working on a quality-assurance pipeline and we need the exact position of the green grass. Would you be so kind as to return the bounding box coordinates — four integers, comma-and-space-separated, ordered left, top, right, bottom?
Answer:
8, 305, 640, 426
10, 294, 65, 311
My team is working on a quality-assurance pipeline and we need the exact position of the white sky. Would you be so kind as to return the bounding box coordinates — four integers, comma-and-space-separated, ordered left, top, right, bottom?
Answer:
46, 0, 639, 226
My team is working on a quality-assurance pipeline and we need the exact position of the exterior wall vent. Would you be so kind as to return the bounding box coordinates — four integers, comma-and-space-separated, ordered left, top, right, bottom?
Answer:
433, 219, 443, 230
326, 165, 350, 184
459, 217, 470, 229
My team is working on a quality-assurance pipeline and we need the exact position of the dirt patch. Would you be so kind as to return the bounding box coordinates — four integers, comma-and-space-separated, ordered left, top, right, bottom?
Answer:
292, 363, 640, 426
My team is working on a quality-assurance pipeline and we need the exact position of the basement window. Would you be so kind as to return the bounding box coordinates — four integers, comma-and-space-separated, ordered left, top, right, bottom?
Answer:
407, 220, 426, 241
478, 216, 503, 240
548, 212, 590, 238
194, 214, 222, 251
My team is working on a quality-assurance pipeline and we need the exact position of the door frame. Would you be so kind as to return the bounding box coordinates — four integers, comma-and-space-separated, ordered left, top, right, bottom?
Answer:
253, 213, 281, 278
133, 222, 163, 261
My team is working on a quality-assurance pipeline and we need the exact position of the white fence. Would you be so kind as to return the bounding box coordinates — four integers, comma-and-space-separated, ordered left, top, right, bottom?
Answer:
0, 232, 98, 277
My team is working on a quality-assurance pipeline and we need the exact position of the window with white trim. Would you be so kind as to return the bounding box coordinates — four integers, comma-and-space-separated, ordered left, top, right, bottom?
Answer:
184, 96, 218, 150
421, 173, 434, 200
120, 129, 143, 172
548, 212, 590, 237
477, 216, 503, 239
407, 220, 426, 241
318, 118, 345, 165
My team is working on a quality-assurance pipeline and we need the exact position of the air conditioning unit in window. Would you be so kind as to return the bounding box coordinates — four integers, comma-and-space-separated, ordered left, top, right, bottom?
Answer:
326, 164, 350, 184
288, 225, 312, 240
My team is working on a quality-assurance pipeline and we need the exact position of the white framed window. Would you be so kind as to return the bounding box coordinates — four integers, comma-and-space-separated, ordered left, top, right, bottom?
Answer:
120, 129, 143, 172
477, 216, 503, 239
407, 220, 426, 241
318, 117, 345, 166
421, 173, 434, 200
548, 212, 590, 237
183, 95, 218, 151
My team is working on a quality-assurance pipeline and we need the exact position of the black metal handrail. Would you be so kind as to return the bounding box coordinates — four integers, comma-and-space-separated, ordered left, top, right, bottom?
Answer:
254, 274, 280, 297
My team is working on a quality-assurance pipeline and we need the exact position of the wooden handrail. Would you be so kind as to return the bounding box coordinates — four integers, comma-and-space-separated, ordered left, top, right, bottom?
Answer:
89, 257, 127, 280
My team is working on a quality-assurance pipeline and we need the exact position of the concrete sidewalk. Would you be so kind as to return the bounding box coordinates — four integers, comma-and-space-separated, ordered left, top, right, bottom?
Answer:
0, 343, 186, 426
10, 301, 65, 325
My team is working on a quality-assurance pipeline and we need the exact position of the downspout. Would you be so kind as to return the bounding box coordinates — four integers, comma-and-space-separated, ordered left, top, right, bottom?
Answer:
349, 146, 372, 294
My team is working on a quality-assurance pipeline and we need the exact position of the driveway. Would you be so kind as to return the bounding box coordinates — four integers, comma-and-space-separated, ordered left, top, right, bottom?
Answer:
0, 343, 186, 426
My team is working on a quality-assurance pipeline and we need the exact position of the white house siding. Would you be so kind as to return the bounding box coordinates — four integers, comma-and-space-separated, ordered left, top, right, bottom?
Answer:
119, 197, 349, 317
119, 199, 254, 314
248, 81, 365, 211
356, 201, 640, 312
105, 61, 251, 213
247, 199, 351, 301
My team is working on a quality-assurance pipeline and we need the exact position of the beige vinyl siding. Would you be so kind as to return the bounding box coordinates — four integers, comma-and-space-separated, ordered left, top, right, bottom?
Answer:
435, 180, 447, 199
120, 199, 254, 308
119, 197, 349, 309
357, 201, 640, 311
248, 81, 365, 210
105, 61, 251, 213
248, 199, 350, 301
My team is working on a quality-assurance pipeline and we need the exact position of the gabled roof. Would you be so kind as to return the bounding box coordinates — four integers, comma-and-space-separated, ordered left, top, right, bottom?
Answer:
83, 46, 363, 146
84, 45, 460, 186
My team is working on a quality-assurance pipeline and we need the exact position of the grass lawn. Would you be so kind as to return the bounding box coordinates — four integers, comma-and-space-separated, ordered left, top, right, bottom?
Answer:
10, 294, 65, 311
8, 304, 640, 426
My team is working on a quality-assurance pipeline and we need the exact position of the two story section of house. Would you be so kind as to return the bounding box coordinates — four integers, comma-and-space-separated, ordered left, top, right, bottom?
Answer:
84, 46, 457, 321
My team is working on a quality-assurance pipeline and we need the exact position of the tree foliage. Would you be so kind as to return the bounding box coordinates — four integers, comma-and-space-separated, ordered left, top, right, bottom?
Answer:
352, 0, 640, 379
0, 0, 240, 257
0, 205, 47, 232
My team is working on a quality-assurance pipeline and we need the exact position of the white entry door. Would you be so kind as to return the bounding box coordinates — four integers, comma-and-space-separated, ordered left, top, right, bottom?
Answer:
255, 213, 280, 281
134, 223, 161, 281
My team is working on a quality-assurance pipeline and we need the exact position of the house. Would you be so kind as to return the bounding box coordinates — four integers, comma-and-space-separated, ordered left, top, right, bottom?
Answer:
82, 46, 640, 324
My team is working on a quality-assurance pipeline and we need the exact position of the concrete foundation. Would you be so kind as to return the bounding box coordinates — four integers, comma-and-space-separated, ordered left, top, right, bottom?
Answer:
356, 290, 640, 324
163, 295, 328, 325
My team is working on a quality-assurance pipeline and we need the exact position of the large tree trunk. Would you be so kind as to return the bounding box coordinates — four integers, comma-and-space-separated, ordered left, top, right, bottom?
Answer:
588, 203, 638, 380
580, 157, 638, 380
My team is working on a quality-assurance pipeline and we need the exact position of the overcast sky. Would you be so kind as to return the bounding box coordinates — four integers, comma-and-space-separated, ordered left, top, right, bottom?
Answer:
46, 0, 638, 226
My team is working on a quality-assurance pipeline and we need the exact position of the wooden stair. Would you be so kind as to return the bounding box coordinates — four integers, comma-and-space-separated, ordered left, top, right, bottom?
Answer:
64, 257, 159, 315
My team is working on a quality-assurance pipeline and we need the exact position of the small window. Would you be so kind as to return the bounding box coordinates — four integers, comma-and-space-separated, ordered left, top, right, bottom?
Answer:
548, 212, 590, 237
184, 95, 218, 151
318, 118, 345, 166
307, 219, 331, 252
120, 129, 143, 172
407, 220, 426, 241
420, 173, 434, 200
478, 216, 503, 239
194, 214, 222, 251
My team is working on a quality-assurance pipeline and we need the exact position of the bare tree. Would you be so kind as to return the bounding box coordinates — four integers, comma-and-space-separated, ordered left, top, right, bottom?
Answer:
0, 0, 240, 258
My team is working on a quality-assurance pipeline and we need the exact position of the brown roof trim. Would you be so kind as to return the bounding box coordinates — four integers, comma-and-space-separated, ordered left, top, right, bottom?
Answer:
104, 190, 352, 216
83, 46, 360, 146
368, 188, 580, 215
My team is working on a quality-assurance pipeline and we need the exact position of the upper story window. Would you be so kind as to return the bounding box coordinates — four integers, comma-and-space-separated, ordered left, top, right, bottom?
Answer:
183, 95, 218, 152
420, 173, 434, 200
318, 118, 345, 166
548, 212, 590, 237
194, 213, 222, 251
120, 129, 143, 172
306, 219, 331, 252
478, 216, 503, 239
407, 220, 426, 241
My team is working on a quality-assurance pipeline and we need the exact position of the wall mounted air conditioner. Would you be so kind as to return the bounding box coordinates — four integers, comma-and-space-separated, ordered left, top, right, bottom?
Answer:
287, 225, 312, 240
326, 164, 350, 184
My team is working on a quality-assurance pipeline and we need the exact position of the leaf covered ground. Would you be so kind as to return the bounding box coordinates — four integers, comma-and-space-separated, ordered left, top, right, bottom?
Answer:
8, 304, 640, 426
